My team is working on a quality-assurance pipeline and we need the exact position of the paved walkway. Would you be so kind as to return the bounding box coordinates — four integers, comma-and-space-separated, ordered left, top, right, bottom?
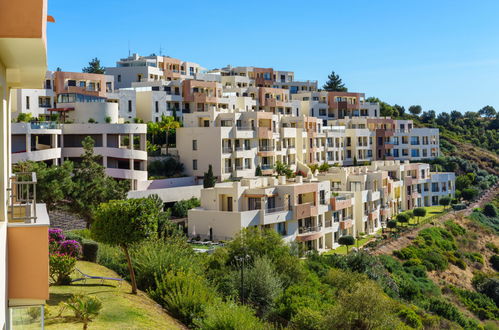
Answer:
49, 209, 87, 231
372, 183, 499, 256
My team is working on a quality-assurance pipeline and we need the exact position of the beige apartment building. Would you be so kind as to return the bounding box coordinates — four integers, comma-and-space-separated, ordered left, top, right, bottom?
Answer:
188, 160, 455, 252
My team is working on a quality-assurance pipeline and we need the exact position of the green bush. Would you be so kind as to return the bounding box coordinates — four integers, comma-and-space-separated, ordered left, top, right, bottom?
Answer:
486, 243, 499, 254
426, 297, 473, 328
171, 197, 200, 218
398, 307, 423, 329
82, 239, 99, 262
444, 220, 467, 236
490, 255, 499, 271
49, 254, 77, 285
484, 204, 498, 218
473, 273, 499, 305
451, 286, 499, 320
131, 238, 199, 290
149, 270, 215, 327
96, 243, 127, 277
194, 301, 267, 330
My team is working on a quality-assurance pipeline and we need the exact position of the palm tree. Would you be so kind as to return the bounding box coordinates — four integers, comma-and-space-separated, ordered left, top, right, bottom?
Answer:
159, 115, 180, 155
147, 121, 160, 146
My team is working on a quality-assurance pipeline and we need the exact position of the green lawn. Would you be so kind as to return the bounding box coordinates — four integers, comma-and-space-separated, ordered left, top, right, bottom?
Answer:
44, 261, 183, 330
325, 230, 381, 255
399, 205, 447, 227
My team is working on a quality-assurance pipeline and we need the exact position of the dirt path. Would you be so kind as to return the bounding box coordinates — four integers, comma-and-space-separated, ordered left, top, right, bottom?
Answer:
372, 183, 499, 256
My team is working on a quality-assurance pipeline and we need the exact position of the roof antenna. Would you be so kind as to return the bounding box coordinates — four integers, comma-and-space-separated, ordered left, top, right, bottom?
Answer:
128, 40, 131, 57
159, 44, 163, 56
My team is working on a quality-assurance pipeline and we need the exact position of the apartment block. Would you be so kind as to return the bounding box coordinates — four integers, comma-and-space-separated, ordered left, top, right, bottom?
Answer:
0, 0, 51, 327
11, 71, 147, 189
188, 160, 455, 252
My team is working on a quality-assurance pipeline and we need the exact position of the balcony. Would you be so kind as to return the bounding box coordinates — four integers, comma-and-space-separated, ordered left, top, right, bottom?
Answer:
294, 202, 318, 219
339, 218, 354, 230
265, 206, 289, 214
222, 146, 233, 153
330, 196, 352, 211
368, 190, 380, 201
224, 167, 233, 173
257, 127, 273, 139
7, 172, 50, 305
258, 145, 274, 152
368, 211, 378, 222
298, 226, 322, 235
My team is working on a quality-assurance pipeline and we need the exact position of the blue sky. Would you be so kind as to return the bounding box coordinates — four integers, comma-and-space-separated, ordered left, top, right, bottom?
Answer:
47, 0, 499, 113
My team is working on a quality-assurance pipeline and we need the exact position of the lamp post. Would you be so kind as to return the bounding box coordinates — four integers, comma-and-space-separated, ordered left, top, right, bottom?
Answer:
235, 254, 250, 304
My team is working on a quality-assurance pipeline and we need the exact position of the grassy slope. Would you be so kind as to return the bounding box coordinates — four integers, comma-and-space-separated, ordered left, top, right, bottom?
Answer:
45, 261, 184, 330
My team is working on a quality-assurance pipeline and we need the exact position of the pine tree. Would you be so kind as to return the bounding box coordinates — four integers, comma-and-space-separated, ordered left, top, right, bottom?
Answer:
203, 165, 216, 188
82, 57, 105, 74
322, 71, 347, 92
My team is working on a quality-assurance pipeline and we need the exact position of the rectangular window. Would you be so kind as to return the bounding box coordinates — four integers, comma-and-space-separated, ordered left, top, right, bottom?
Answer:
155, 101, 159, 113
193, 159, 198, 170
117, 75, 121, 82
45, 79, 51, 89
192, 140, 197, 150
67, 80, 76, 86
411, 149, 420, 157
26, 96, 30, 110
128, 100, 132, 112
248, 197, 261, 210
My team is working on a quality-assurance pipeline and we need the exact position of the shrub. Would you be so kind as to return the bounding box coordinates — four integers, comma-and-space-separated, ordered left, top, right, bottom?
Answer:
149, 270, 215, 327
49, 228, 65, 244
439, 197, 451, 209
82, 239, 99, 262
243, 256, 283, 314
58, 240, 82, 258
490, 255, 499, 271
451, 286, 499, 320
131, 238, 199, 290
444, 221, 466, 236
486, 243, 499, 254
171, 197, 201, 218
462, 188, 479, 201
96, 244, 127, 277
413, 208, 427, 222
398, 307, 422, 329
49, 253, 77, 285
105, 116, 111, 123
484, 203, 498, 217
194, 301, 267, 330
426, 297, 470, 328
452, 204, 467, 211
88, 118, 96, 123
64, 294, 102, 329
387, 220, 397, 230
397, 213, 410, 226
473, 273, 499, 305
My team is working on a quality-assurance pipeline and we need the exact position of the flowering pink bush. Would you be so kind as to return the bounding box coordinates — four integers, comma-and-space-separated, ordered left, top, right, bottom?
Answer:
59, 240, 82, 258
49, 228, 65, 244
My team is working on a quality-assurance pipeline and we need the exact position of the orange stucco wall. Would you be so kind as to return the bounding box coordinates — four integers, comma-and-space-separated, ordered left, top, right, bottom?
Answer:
7, 225, 49, 300
0, 0, 47, 40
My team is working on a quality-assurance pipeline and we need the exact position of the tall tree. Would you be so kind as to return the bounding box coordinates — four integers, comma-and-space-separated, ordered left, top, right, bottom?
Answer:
203, 165, 216, 188
82, 57, 105, 74
322, 71, 347, 92
478, 105, 497, 118
92, 197, 160, 294
408, 105, 422, 116
70, 136, 128, 224
159, 115, 180, 155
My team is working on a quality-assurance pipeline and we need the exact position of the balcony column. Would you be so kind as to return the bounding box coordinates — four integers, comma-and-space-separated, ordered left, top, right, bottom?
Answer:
129, 133, 133, 150
102, 133, 107, 148
26, 133, 31, 152
0, 81, 11, 222
51, 133, 57, 148
139, 133, 146, 151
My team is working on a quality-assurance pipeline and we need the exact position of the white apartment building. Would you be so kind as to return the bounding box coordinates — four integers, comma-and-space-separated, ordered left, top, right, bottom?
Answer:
11, 71, 147, 189
189, 160, 455, 252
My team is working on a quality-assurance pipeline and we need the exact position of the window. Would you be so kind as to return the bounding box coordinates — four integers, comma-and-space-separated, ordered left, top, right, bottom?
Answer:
45, 79, 51, 89
26, 96, 30, 110
248, 197, 261, 210
393, 149, 399, 157
79, 81, 86, 87
192, 140, 197, 150
320, 190, 326, 204
411, 149, 420, 157
128, 100, 132, 112
38, 97, 51, 108
67, 80, 76, 87
244, 158, 251, 169
155, 101, 159, 113
193, 159, 198, 170
117, 75, 121, 83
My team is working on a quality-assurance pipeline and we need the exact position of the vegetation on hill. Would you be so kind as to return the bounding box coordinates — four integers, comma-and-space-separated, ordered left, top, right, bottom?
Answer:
81, 193, 499, 329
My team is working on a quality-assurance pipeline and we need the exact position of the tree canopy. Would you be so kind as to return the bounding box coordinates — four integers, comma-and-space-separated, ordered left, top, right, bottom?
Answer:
82, 57, 105, 74
322, 71, 347, 92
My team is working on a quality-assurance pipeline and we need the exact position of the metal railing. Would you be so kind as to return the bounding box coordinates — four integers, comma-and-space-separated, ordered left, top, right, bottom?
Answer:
222, 147, 233, 153
224, 167, 233, 173
298, 226, 322, 234
9, 172, 37, 223
30, 122, 60, 129
265, 206, 289, 214
258, 145, 274, 151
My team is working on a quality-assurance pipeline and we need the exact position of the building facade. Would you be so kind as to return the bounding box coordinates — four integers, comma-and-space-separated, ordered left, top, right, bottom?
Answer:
188, 160, 455, 253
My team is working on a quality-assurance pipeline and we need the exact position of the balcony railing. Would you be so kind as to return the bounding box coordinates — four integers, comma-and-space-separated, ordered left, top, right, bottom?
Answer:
222, 146, 233, 153
224, 167, 233, 173
30, 122, 60, 129
236, 126, 255, 131
265, 206, 289, 214
258, 145, 274, 152
9, 172, 37, 223
298, 226, 322, 234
